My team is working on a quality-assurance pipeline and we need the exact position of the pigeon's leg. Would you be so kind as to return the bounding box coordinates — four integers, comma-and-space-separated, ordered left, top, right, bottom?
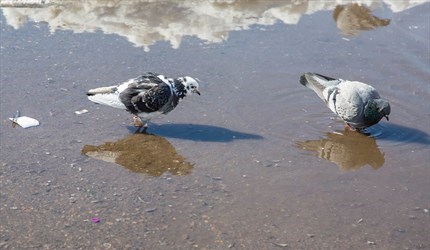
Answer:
356, 127, 369, 135
132, 114, 144, 127
345, 124, 369, 134
345, 124, 356, 131
141, 123, 149, 134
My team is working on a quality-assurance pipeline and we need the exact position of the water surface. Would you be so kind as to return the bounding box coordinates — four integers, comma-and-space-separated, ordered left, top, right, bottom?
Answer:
1, 0, 429, 249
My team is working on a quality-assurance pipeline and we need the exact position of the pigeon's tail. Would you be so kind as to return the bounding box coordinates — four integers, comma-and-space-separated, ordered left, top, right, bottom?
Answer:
86, 86, 126, 110
86, 86, 117, 96
300, 73, 340, 101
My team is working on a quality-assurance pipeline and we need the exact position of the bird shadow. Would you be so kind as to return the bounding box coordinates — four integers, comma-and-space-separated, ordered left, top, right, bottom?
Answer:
126, 123, 263, 142
364, 122, 430, 145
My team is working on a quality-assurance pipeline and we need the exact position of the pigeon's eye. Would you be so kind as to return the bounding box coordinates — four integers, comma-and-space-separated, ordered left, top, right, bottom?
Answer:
191, 86, 195, 89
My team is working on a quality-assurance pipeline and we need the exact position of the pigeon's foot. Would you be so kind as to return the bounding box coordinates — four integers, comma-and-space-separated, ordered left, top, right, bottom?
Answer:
345, 124, 370, 135
134, 126, 149, 134
132, 115, 144, 127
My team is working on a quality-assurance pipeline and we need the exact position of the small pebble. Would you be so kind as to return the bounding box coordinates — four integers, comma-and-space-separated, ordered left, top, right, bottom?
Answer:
367, 240, 376, 245
273, 242, 288, 247
145, 208, 157, 213
75, 109, 89, 115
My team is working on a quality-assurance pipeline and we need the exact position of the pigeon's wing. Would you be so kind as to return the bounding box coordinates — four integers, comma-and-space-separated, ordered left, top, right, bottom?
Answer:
130, 72, 167, 89
336, 81, 383, 127
86, 72, 169, 110
334, 81, 380, 126
121, 83, 173, 114
333, 85, 363, 124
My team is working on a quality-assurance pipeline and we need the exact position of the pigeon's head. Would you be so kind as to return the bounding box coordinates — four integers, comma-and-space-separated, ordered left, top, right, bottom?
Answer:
176, 76, 201, 96
365, 98, 391, 123
377, 99, 391, 121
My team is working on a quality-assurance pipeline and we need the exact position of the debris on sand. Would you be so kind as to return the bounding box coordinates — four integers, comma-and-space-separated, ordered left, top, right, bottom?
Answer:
367, 240, 376, 245
74, 109, 89, 115
9, 111, 40, 128
272, 242, 288, 247
91, 217, 100, 223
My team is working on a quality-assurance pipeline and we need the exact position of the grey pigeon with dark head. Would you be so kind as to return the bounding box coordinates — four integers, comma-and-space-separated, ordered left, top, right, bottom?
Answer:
300, 72, 390, 131
87, 72, 200, 129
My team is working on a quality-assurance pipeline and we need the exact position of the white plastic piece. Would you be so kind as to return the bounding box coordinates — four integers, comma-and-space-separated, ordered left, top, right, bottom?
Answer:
9, 116, 40, 128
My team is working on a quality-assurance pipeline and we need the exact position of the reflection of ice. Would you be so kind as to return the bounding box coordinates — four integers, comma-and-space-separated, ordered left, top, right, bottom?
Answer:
81, 133, 193, 176
1, 0, 428, 51
295, 128, 385, 171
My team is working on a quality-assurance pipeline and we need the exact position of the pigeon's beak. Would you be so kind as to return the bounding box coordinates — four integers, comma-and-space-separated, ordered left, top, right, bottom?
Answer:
194, 89, 201, 95
385, 115, 389, 121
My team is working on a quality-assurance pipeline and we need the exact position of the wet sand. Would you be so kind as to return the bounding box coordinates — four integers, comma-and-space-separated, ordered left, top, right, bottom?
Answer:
1, 1, 429, 249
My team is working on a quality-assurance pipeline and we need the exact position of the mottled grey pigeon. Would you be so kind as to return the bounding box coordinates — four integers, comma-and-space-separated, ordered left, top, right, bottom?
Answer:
87, 72, 200, 129
300, 72, 390, 131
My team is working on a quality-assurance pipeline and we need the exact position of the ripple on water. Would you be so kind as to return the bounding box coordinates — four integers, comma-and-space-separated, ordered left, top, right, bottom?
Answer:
364, 122, 430, 146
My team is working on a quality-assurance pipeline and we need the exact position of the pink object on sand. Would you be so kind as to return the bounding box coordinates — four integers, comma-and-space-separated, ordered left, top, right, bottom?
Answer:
91, 217, 100, 223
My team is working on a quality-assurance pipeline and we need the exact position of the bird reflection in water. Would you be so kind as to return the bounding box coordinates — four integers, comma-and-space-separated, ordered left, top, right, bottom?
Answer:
333, 3, 390, 36
295, 128, 385, 171
81, 132, 193, 176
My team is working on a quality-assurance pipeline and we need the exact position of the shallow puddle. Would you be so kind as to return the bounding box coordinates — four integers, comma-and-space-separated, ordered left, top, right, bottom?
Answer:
1, 1, 429, 249
81, 132, 193, 176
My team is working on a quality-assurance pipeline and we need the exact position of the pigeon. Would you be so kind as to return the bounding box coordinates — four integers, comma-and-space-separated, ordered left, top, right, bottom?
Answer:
300, 72, 390, 131
87, 72, 200, 129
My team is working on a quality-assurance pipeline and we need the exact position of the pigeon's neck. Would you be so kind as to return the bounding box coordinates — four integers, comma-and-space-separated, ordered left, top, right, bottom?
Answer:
364, 100, 386, 124
173, 79, 187, 99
